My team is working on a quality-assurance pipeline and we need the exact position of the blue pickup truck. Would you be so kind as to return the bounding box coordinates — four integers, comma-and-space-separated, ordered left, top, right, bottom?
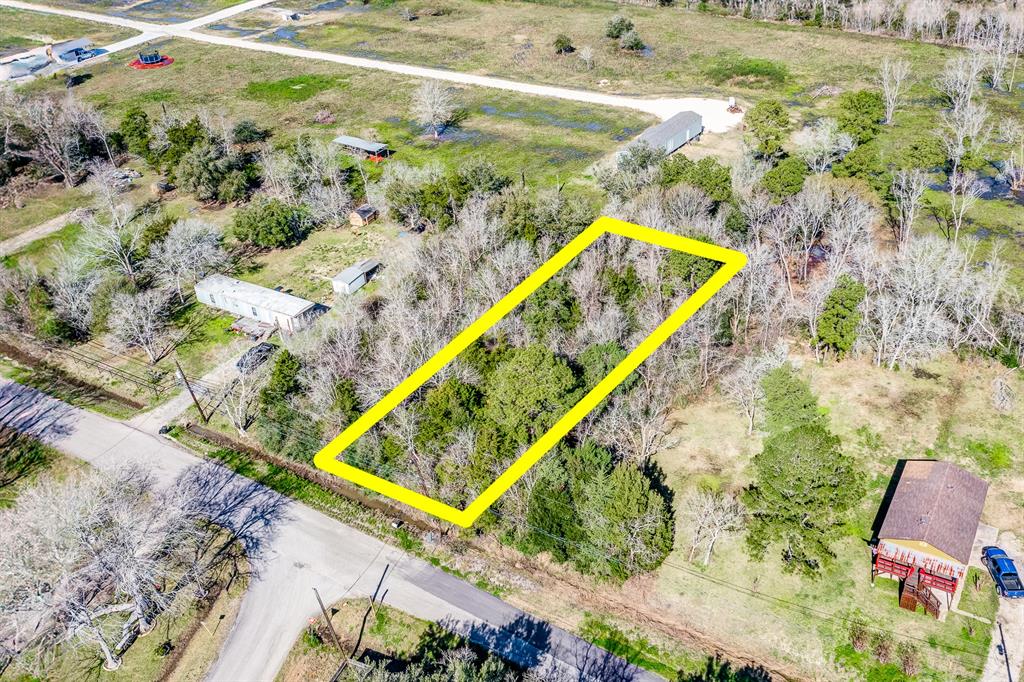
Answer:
983, 547, 1024, 598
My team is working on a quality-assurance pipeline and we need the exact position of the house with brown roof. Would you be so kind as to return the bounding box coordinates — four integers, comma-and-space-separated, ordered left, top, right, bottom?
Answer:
871, 460, 988, 618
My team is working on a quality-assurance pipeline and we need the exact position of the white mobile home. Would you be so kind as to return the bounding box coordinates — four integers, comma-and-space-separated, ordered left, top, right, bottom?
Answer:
195, 274, 324, 332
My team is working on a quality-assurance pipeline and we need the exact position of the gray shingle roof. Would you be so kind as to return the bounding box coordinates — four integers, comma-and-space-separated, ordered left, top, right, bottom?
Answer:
878, 460, 988, 565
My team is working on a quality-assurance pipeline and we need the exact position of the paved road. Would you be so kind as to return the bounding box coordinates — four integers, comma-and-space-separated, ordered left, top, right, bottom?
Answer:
0, 0, 744, 130
0, 378, 662, 682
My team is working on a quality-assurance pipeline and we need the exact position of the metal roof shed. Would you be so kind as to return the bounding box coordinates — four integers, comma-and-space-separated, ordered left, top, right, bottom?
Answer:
632, 111, 703, 155
195, 274, 324, 332
332, 259, 380, 295
331, 135, 389, 156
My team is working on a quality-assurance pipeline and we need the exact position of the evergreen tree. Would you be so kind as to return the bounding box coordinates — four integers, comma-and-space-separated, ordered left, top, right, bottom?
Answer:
744, 423, 864, 574
232, 198, 309, 248
118, 107, 152, 160
261, 349, 301, 405
577, 463, 674, 580
745, 99, 791, 158
815, 275, 867, 357
760, 364, 822, 434
483, 345, 580, 444
837, 90, 885, 144
416, 378, 482, 452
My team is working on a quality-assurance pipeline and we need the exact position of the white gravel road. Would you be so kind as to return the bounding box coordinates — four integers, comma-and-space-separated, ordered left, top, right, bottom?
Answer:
0, 0, 744, 131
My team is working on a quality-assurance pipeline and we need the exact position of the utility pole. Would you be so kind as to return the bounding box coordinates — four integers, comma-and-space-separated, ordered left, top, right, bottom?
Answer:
313, 587, 344, 652
175, 360, 208, 423
998, 621, 1014, 682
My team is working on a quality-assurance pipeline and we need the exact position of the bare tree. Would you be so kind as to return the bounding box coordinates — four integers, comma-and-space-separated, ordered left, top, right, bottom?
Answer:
1, 91, 94, 187
719, 343, 788, 434
681, 490, 745, 566
991, 369, 1017, 414
411, 80, 458, 139
794, 117, 855, 174
48, 247, 101, 336
146, 219, 228, 302
943, 170, 983, 245
878, 57, 912, 124
998, 117, 1024, 192
81, 197, 145, 282
935, 52, 986, 114
108, 289, 175, 363
940, 100, 990, 175
0, 463, 284, 676
578, 45, 595, 70
889, 169, 928, 251
221, 355, 271, 434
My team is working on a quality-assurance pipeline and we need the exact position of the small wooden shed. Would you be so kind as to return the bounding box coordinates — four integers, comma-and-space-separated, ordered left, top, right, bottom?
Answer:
872, 460, 988, 618
349, 204, 379, 228
332, 259, 380, 296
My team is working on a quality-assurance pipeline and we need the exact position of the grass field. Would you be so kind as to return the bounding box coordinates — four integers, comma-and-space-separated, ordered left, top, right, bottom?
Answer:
0, 6, 132, 57
0, 183, 85, 244
23, 37, 653, 186
207, 0, 955, 98
649, 352, 1024, 679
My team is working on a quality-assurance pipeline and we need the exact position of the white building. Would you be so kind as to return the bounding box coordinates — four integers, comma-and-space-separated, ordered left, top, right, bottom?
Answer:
332, 259, 380, 296
195, 274, 324, 332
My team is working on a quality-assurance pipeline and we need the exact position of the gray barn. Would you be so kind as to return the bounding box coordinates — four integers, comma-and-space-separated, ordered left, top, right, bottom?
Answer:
631, 111, 703, 155
195, 274, 323, 332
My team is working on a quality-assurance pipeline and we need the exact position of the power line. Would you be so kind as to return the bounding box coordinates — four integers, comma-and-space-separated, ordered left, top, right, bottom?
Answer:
207, 405, 990, 664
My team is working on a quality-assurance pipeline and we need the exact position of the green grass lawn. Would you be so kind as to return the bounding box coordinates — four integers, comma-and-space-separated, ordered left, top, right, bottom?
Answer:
0, 6, 132, 56
208, 0, 955, 99
652, 354, 1023, 680
959, 567, 1000, 623
0, 185, 85, 245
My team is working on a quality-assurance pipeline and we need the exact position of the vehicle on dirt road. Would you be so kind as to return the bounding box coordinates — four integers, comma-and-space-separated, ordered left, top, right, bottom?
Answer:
983, 547, 1024, 598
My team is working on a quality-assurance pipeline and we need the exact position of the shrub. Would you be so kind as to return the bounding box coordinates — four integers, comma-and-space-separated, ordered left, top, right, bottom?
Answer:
896, 642, 920, 676
554, 34, 574, 54
231, 119, 270, 144
605, 15, 633, 39
761, 156, 808, 200
706, 53, 788, 87
816, 274, 867, 357
660, 155, 732, 203
619, 29, 646, 52
849, 619, 870, 652
873, 633, 894, 663
232, 198, 310, 248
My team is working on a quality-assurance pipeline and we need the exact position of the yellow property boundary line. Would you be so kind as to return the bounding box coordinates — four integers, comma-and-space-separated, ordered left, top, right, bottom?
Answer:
313, 216, 747, 527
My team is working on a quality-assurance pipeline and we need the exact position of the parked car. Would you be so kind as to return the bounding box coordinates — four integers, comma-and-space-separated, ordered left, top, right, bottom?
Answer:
982, 546, 1024, 598
237, 342, 276, 373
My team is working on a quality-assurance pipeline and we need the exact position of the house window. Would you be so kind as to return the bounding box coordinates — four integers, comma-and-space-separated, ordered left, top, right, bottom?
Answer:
210, 295, 216, 305
251, 306, 258, 316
